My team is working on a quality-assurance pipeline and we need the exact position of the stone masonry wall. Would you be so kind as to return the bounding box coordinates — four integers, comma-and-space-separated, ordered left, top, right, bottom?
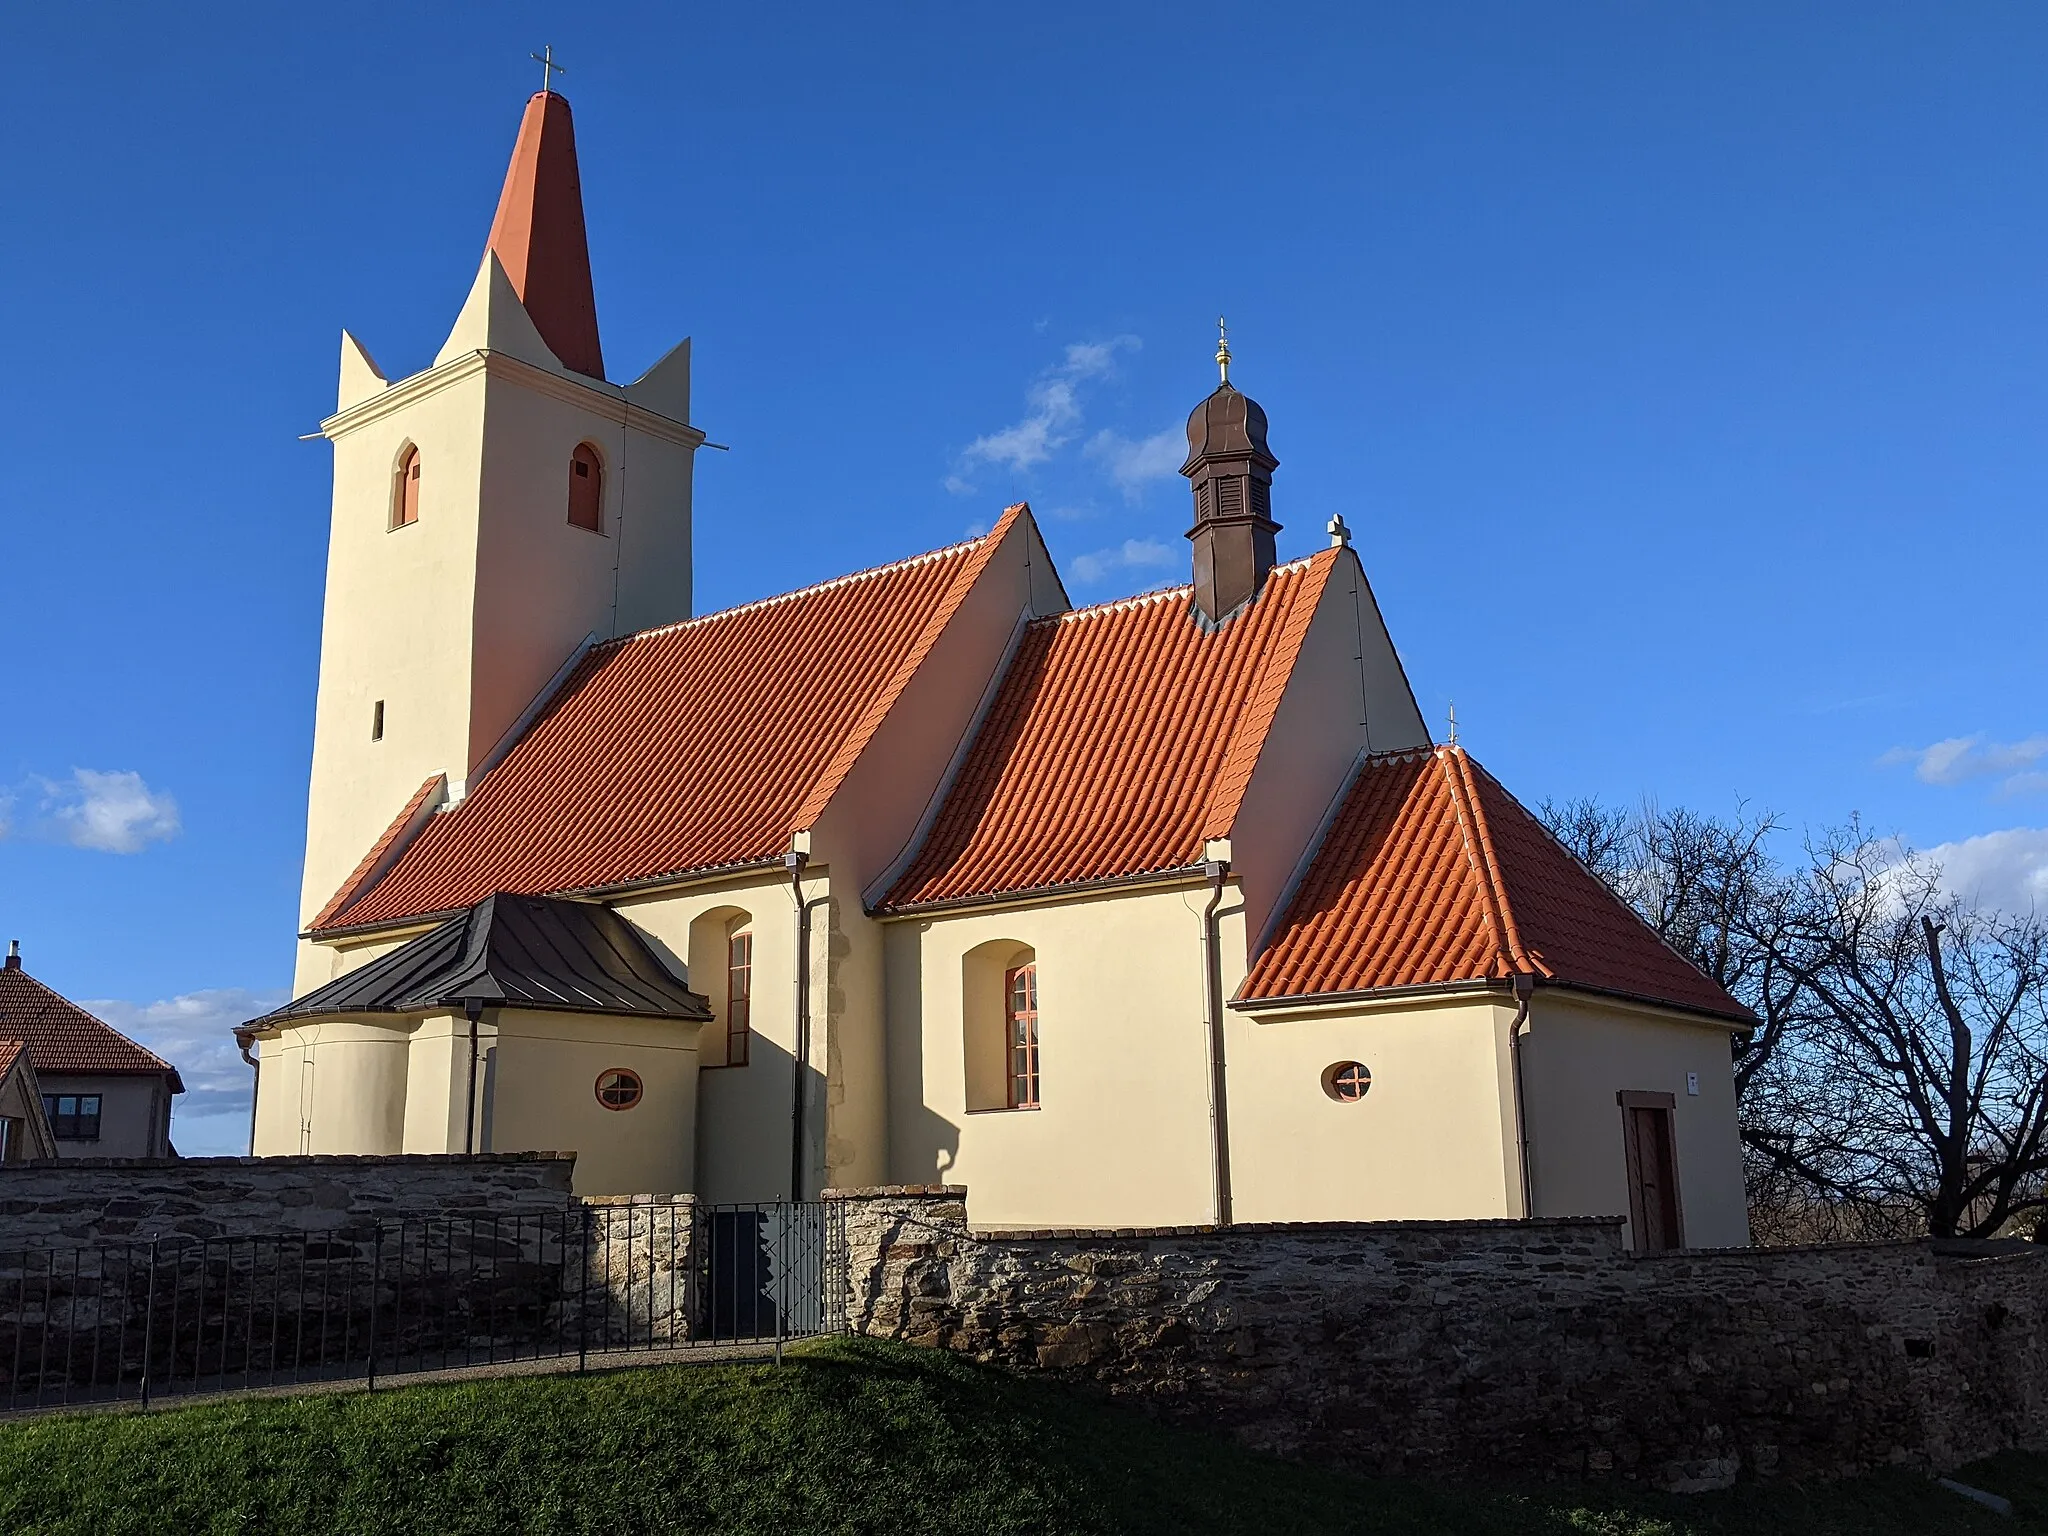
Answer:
0, 1154, 578, 1247
829, 1186, 2048, 1492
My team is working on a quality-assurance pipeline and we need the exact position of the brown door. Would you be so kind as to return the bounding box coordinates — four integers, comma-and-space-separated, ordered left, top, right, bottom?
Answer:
1619, 1092, 1683, 1251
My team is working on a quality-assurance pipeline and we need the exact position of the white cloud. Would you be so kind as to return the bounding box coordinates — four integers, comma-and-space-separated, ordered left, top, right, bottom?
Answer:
952, 336, 1140, 484
1881, 735, 2048, 795
1086, 425, 1185, 500
0, 769, 182, 853
1070, 538, 1176, 585
46, 769, 181, 852
1922, 827, 2048, 917
84, 987, 287, 1156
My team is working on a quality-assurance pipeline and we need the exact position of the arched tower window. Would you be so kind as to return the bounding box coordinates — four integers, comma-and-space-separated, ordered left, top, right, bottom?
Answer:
568, 442, 604, 532
963, 941, 1038, 1111
391, 445, 421, 529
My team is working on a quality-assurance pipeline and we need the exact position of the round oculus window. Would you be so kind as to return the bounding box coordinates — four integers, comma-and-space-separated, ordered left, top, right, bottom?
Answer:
1323, 1062, 1372, 1103
595, 1068, 644, 1111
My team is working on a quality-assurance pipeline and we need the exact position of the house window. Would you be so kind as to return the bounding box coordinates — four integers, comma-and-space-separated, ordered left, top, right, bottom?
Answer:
724, 931, 752, 1067
0, 1117, 18, 1161
568, 443, 603, 531
594, 1069, 643, 1111
43, 1094, 102, 1140
1322, 1062, 1372, 1103
1006, 962, 1039, 1109
391, 445, 421, 529
371, 700, 385, 741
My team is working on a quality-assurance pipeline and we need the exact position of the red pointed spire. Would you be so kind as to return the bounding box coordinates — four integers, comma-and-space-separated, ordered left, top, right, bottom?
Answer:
486, 92, 605, 380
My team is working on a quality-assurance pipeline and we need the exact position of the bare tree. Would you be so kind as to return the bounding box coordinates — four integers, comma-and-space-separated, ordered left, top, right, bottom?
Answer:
1774, 827, 2048, 1238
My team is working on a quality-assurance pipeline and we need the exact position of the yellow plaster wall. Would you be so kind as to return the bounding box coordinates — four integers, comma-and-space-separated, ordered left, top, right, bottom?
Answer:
884, 883, 1219, 1228
401, 1013, 474, 1154
1227, 996, 1520, 1222
614, 872, 804, 1203
480, 1007, 703, 1195
252, 1021, 411, 1156
1520, 993, 1750, 1249
300, 367, 488, 987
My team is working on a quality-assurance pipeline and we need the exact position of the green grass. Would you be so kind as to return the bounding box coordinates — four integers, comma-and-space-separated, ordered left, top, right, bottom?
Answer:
0, 1336, 2039, 1535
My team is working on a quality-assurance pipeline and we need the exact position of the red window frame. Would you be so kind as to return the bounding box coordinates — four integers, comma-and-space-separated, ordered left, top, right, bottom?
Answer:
391, 446, 420, 529
594, 1069, 642, 1111
723, 930, 752, 1067
1005, 962, 1039, 1109
567, 443, 603, 532
1324, 1062, 1371, 1102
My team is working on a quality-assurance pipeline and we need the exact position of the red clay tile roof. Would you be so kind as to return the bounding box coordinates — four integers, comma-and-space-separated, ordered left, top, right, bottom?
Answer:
308, 773, 447, 931
0, 1040, 24, 1079
882, 551, 1338, 910
1238, 745, 1752, 1022
0, 964, 184, 1086
317, 511, 1026, 933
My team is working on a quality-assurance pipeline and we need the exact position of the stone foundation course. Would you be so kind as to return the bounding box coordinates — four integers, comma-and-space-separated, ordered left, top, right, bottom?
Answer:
828, 1186, 2048, 1492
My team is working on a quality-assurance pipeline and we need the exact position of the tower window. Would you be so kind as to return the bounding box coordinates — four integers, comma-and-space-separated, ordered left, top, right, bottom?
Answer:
371, 700, 385, 741
568, 443, 604, 532
391, 446, 421, 529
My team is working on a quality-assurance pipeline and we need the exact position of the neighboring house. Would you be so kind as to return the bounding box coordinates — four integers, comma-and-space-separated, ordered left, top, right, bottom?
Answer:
240, 86, 1755, 1250
0, 943, 183, 1158
0, 1040, 56, 1162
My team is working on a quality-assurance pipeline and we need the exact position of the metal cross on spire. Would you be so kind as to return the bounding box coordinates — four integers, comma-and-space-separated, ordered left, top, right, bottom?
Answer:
1215, 316, 1232, 385
532, 45, 567, 94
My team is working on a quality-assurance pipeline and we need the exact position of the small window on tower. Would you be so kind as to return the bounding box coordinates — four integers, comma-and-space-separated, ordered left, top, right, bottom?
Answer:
568, 443, 604, 532
371, 700, 385, 741
391, 445, 421, 529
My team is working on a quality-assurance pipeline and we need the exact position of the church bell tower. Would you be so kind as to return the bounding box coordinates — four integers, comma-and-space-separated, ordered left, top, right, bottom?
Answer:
296, 87, 704, 988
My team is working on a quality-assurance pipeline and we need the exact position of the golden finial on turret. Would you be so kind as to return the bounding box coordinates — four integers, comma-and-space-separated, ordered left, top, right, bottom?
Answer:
1216, 316, 1232, 385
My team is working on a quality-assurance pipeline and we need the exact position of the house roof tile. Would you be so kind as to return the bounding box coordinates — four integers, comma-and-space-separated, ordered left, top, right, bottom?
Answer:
1239, 745, 1753, 1022
0, 963, 184, 1088
316, 509, 1024, 933
881, 551, 1337, 910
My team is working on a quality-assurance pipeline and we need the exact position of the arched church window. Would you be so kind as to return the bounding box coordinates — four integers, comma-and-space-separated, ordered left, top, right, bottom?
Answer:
1006, 962, 1040, 1109
391, 445, 421, 529
963, 941, 1036, 1112
568, 442, 604, 531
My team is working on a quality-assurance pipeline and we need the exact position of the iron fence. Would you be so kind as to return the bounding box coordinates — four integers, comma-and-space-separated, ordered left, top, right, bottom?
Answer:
0, 1199, 838, 1415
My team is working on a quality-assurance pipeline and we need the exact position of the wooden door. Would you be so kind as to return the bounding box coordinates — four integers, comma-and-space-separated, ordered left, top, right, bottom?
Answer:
1619, 1091, 1683, 1251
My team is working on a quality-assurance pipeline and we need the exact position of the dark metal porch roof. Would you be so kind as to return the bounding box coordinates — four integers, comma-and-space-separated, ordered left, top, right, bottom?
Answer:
246, 892, 711, 1029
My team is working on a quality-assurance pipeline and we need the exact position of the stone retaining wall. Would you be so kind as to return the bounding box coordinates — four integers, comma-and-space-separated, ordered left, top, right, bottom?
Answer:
828, 1186, 2048, 1491
0, 1154, 578, 1247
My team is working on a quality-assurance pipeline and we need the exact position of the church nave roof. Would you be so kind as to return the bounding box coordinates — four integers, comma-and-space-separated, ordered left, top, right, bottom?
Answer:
879, 550, 1338, 912
310, 515, 1024, 934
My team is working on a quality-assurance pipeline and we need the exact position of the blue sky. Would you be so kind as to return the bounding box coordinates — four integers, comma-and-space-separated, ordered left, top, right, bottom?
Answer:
4, 2, 2044, 1152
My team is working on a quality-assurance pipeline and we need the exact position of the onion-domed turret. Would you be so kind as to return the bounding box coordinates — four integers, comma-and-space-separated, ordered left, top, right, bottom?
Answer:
1181, 321, 1281, 626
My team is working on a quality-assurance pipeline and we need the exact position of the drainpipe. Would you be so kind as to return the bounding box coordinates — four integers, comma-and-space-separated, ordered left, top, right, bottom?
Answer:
1201, 840, 1234, 1227
464, 999, 484, 1155
786, 834, 813, 1201
236, 1030, 261, 1155
1507, 973, 1536, 1218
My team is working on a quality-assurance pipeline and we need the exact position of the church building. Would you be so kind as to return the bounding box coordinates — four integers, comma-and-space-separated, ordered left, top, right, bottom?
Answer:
242, 89, 1756, 1251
